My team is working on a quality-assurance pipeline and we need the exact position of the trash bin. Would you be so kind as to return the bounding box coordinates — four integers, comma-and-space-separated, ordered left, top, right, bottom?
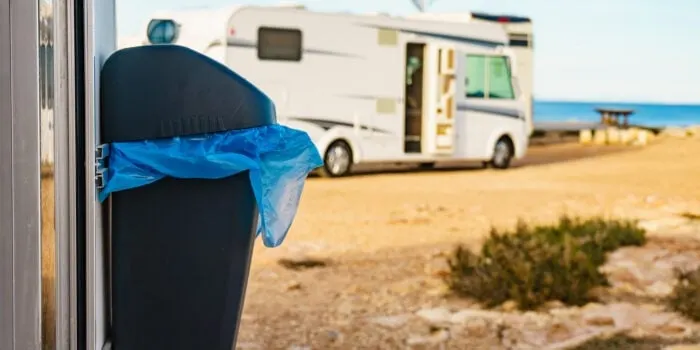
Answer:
100, 45, 322, 350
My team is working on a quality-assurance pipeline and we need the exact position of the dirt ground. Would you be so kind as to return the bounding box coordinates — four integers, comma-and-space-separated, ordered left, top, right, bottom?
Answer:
239, 138, 700, 349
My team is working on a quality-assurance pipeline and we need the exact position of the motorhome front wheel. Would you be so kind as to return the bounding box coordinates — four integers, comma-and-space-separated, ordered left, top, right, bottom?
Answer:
490, 137, 514, 169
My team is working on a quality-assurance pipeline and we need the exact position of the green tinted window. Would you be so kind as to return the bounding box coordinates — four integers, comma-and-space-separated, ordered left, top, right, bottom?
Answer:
465, 55, 515, 100
488, 56, 515, 99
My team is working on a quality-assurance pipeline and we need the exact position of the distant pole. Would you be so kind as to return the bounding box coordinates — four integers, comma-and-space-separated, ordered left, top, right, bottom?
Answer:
410, 0, 436, 12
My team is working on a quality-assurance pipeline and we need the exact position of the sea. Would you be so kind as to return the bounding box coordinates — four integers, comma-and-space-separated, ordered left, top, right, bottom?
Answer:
534, 100, 700, 128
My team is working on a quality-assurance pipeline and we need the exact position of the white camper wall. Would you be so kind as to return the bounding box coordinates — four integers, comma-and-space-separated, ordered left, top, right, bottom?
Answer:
224, 7, 511, 162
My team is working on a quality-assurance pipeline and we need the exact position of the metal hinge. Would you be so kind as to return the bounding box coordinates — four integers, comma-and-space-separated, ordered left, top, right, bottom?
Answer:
95, 143, 110, 190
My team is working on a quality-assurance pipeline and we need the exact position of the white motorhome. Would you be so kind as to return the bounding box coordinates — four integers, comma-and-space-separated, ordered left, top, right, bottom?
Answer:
137, 4, 532, 176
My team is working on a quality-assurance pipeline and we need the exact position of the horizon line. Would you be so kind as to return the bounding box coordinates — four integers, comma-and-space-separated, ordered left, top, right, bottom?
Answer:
535, 98, 700, 107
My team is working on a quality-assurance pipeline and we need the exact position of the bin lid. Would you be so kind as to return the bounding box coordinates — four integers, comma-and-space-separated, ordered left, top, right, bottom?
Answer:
100, 44, 276, 143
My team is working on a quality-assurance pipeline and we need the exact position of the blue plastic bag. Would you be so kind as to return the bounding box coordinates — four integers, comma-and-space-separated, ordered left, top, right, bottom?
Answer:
98, 124, 323, 248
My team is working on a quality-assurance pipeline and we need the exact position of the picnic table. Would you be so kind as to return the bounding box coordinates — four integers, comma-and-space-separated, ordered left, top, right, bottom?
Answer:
595, 108, 635, 128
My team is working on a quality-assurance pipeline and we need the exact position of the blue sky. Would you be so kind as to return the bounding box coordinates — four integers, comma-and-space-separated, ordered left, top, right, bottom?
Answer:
116, 0, 700, 104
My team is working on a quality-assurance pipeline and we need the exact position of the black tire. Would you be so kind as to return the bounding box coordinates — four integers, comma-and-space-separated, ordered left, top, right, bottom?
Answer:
490, 136, 514, 169
318, 140, 353, 178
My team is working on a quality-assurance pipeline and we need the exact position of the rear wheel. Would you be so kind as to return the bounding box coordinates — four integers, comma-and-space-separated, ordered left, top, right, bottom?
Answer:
490, 137, 514, 169
318, 140, 353, 178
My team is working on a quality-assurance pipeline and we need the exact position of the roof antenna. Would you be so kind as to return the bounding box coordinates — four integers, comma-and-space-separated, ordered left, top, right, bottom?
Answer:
410, 0, 436, 12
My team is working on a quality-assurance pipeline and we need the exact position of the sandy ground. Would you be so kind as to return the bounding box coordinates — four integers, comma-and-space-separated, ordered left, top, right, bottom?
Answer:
238, 138, 700, 349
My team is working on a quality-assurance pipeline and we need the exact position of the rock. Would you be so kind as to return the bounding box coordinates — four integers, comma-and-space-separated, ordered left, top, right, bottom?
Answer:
583, 314, 615, 327
463, 318, 491, 337
541, 300, 566, 311
655, 323, 693, 338
579, 129, 593, 145
277, 256, 329, 270
638, 216, 691, 233
285, 281, 302, 291
322, 329, 343, 344
450, 309, 504, 324
687, 125, 700, 138
425, 284, 451, 297
634, 129, 651, 146
416, 307, 453, 326
545, 328, 624, 350
661, 127, 688, 138
500, 300, 519, 312
607, 127, 621, 144
593, 129, 608, 145
546, 321, 574, 343
619, 129, 634, 145
645, 280, 676, 297
369, 314, 412, 329
288, 346, 311, 350
405, 329, 450, 346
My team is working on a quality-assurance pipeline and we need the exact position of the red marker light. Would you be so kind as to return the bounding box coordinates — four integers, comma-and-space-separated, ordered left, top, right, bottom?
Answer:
498, 17, 509, 23
228, 27, 235, 36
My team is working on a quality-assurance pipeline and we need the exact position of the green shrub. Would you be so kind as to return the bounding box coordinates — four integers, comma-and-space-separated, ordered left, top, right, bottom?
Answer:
445, 216, 646, 310
669, 267, 700, 322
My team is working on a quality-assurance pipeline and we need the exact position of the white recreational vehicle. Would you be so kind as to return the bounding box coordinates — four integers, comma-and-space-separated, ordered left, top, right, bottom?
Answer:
135, 4, 533, 176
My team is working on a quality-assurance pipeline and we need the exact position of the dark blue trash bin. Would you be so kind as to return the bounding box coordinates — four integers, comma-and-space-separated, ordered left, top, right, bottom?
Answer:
101, 45, 276, 350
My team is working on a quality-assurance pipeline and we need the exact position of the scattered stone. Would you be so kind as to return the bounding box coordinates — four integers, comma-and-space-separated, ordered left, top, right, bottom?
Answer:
405, 328, 450, 346
287, 345, 311, 350
545, 328, 624, 350
686, 125, 700, 137
661, 127, 689, 138
579, 129, 592, 145
619, 129, 634, 145
646, 280, 676, 297
607, 127, 621, 144
462, 318, 491, 336
601, 241, 700, 298
426, 284, 451, 297
541, 300, 566, 311
450, 309, 504, 324
583, 314, 615, 327
593, 129, 608, 145
369, 314, 412, 329
416, 307, 453, 326
499, 300, 519, 312
285, 281, 302, 291
656, 323, 693, 338
277, 256, 329, 270
322, 329, 344, 344
638, 217, 691, 233
634, 129, 652, 146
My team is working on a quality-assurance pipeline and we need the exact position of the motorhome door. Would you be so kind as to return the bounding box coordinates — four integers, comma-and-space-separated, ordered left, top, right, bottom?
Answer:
423, 44, 457, 155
